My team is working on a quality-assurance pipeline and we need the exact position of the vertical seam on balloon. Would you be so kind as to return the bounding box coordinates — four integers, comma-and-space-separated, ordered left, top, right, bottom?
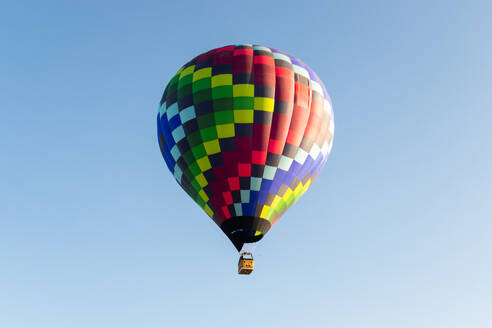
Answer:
231, 44, 254, 218
184, 55, 217, 218
263, 49, 296, 222
245, 44, 260, 216
249, 45, 276, 219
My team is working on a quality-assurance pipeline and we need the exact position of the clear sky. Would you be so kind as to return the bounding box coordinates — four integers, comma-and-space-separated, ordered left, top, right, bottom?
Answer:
1, 0, 491, 327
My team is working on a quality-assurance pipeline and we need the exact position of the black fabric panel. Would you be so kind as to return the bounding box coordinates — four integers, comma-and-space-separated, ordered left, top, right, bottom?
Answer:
178, 94, 193, 109
274, 59, 293, 69
176, 139, 190, 153
202, 169, 216, 183
203, 185, 214, 199
182, 119, 199, 134
254, 111, 273, 124
212, 64, 232, 75
282, 143, 298, 158
266, 153, 281, 166
253, 50, 273, 57
254, 85, 275, 98
239, 177, 250, 189
251, 164, 264, 177
220, 216, 272, 251
294, 74, 310, 86
235, 45, 253, 50
219, 138, 236, 151
235, 124, 253, 137
231, 191, 242, 203
208, 153, 224, 167
233, 73, 254, 84
195, 59, 212, 70
274, 100, 293, 115
195, 101, 214, 115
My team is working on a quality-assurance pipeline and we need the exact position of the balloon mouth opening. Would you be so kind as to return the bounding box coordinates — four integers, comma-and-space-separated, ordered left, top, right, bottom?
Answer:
220, 216, 271, 251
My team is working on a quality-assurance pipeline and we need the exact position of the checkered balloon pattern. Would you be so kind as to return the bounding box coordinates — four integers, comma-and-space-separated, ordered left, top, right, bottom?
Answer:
157, 45, 334, 250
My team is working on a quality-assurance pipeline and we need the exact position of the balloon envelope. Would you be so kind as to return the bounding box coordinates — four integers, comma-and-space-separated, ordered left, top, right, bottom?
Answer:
157, 45, 334, 251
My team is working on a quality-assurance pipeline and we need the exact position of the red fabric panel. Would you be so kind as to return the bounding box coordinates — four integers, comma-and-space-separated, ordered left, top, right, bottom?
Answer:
233, 55, 253, 73
274, 77, 294, 102
294, 82, 310, 107
267, 138, 283, 154
222, 191, 233, 204
216, 45, 235, 53
269, 113, 291, 140
238, 163, 251, 176
252, 150, 267, 165
286, 104, 310, 145
254, 64, 275, 86
275, 66, 294, 79
304, 100, 323, 139
252, 124, 271, 151
227, 177, 240, 190
254, 55, 274, 66
234, 49, 253, 56
222, 206, 231, 219
235, 137, 253, 161
213, 51, 233, 66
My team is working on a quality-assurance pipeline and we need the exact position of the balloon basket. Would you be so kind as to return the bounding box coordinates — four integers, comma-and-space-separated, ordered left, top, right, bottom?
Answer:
238, 251, 254, 275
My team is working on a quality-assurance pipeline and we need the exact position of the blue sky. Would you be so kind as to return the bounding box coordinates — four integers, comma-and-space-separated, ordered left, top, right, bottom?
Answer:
1, 0, 491, 327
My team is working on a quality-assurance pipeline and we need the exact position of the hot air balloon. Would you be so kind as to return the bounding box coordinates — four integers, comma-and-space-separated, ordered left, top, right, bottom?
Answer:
157, 45, 334, 274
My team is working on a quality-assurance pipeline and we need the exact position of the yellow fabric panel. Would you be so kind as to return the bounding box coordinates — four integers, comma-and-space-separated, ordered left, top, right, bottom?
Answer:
195, 173, 208, 188
193, 67, 212, 82
196, 157, 212, 171
203, 139, 221, 155
302, 179, 312, 193
198, 189, 209, 202
233, 109, 254, 123
211, 74, 233, 87
233, 84, 254, 97
180, 65, 195, 77
282, 188, 293, 202
204, 205, 214, 217
271, 195, 282, 209
294, 182, 304, 196
254, 97, 274, 112
216, 123, 235, 138
260, 205, 270, 218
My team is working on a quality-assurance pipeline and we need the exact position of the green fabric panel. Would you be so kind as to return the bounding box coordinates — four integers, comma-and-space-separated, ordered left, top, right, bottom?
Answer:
182, 150, 195, 164
233, 97, 254, 109
200, 126, 218, 141
197, 113, 215, 128
212, 86, 232, 100
187, 131, 202, 147
189, 162, 201, 176
193, 89, 212, 104
177, 83, 192, 100
191, 144, 207, 159
214, 110, 234, 124
192, 78, 211, 93
190, 179, 201, 192
213, 98, 233, 111
178, 74, 193, 87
